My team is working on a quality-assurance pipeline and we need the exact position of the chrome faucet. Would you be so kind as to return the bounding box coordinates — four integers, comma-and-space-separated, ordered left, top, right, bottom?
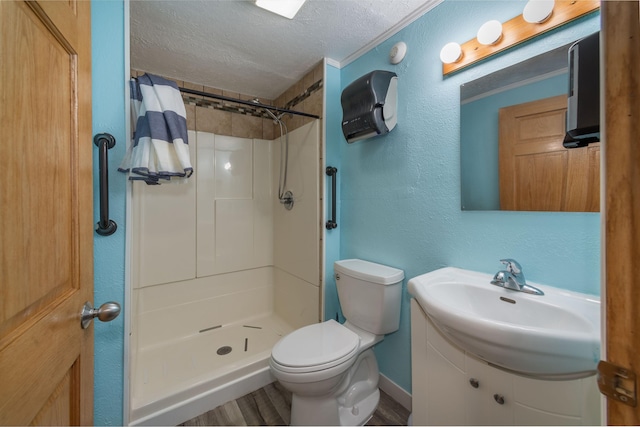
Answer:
490, 259, 544, 296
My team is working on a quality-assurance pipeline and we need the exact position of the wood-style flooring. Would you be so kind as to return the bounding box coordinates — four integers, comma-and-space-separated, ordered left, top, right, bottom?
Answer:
179, 381, 410, 426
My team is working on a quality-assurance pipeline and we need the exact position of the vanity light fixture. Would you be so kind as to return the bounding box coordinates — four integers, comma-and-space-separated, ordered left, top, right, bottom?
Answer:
255, 0, 306, 19
523, 0, 555, 23
477, 20, 503, 45
439, 42, 463, 64
442, 0, 599, 76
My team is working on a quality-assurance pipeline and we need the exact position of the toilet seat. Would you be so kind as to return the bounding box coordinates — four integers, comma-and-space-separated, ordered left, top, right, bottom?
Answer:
271, 320, 360, 374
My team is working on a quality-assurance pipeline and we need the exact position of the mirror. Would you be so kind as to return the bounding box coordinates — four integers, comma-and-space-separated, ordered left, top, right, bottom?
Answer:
460, 42, 600, 212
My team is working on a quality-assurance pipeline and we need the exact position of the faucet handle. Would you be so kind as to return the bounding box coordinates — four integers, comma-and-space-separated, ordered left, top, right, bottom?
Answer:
499, 259, 522, 275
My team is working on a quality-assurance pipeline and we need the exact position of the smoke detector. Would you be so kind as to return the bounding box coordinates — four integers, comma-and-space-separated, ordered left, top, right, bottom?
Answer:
389, 42, 407, 64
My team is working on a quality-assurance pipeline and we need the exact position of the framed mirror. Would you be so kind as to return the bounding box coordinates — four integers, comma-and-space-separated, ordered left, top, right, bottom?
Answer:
460, 42, 600, 212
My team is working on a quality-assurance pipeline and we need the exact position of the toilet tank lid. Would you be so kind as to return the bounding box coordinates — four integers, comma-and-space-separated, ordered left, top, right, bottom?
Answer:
334, 259, 404, 285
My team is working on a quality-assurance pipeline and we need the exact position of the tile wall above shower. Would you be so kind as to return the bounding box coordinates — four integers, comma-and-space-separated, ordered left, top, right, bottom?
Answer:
273, 61, 324, 133
132, 69, 273, 139
132, 61, 324, 138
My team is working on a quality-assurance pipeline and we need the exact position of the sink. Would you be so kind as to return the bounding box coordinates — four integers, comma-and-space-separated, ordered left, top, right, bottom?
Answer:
408, 267, 600, 379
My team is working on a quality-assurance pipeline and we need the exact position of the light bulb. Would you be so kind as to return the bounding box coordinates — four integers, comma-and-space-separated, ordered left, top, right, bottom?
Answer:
523, 0, 555, 23
477, 20, 503, 45
440, 42, 462, 64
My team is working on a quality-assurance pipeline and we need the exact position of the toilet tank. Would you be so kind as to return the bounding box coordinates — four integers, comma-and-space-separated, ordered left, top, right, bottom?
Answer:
334, 259, 404, 335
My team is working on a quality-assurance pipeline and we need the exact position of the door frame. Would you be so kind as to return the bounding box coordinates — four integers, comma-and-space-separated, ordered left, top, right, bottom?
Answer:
89, 0, 132, 424
123, 0, 132, 424
602, 0, 640, 424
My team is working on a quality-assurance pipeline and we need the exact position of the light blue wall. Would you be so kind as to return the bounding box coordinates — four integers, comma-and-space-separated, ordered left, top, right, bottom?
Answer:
91, 1, 127, 424
461, 73, 567, 210
329, 0, 600, 393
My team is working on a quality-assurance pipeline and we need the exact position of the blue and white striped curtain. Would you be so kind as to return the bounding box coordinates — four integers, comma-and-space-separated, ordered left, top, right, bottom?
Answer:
119, 73, 193, 184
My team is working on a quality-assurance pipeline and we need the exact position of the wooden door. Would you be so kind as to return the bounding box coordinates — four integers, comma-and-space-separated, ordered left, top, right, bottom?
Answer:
0, 1, 93, 425
499, 95, 600, 211
602, 0, 640, 424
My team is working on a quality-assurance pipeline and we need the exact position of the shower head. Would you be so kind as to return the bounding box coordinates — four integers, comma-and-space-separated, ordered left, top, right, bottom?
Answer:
264, 108, 280, 122
252, 98, 282, 122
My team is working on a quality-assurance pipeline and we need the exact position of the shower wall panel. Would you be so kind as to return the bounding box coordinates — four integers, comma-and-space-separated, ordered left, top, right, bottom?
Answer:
273, 121, 321, 325
196, 133, 274, 277
132, 131, 273, 286
132, 130, 198, 288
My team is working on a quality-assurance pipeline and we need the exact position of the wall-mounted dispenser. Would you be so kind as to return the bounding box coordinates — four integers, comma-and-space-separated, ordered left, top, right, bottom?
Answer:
341, 70, 398, 143
564, 31, 599, 148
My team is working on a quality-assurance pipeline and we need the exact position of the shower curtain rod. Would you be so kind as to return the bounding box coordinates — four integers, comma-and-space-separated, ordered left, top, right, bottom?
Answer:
179, 87, 320, 119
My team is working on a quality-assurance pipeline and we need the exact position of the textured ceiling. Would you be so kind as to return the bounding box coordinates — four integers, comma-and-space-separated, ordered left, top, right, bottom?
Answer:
130, 0, 440, 99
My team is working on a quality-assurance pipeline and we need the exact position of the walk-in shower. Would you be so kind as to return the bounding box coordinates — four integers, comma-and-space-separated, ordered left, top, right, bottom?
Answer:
128, 84, 323, 426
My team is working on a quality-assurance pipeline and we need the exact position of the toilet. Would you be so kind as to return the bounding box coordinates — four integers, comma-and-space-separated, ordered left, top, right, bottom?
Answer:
269, 259, 404, 426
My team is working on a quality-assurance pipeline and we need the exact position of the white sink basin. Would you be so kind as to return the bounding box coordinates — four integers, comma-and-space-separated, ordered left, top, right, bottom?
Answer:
408, 267, 600, 379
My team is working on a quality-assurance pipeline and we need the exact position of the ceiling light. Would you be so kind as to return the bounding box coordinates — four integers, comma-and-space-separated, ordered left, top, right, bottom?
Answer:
440, 42, 462, 64
255, 0, 306, 19
477, 20, 503, 45
523, 0, 555, 23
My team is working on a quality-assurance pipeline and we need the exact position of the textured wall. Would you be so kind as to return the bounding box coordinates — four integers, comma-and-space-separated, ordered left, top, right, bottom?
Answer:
332, 0, 600, 393
92, 1, 127, 424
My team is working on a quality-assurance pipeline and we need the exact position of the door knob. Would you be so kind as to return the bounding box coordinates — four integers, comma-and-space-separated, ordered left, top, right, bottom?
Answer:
81, 301, 121, 329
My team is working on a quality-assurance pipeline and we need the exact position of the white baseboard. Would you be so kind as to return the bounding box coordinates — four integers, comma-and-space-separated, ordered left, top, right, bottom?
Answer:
379, 373, 412, 412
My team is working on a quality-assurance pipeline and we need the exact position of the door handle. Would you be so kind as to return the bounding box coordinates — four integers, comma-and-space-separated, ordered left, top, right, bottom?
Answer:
81, 301, 121, 329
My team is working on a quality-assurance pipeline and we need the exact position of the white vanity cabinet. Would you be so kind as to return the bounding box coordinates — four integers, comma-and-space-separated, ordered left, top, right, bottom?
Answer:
410, 299, 601, 426
465, 355, 514, 425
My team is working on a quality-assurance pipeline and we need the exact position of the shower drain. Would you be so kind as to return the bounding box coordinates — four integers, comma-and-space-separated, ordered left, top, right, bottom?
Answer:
216, 346, 232, 356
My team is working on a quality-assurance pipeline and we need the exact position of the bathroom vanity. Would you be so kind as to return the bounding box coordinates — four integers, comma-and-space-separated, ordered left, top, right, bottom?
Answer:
410, 299, 600, 425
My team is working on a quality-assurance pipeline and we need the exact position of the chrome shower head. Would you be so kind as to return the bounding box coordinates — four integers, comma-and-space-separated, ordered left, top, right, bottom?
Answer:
252, 98, 281, 122
264, 108, 280, 122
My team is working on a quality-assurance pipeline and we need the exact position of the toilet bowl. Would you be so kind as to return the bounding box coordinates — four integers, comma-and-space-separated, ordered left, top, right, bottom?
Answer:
269, 259, 404, 426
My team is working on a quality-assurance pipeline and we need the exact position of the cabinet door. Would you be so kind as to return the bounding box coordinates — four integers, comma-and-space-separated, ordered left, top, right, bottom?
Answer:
410, 300, 429, 425
512, 373, 593, 425
425, 341, 467, 425
465, 355, 514, 425
513, 405, 581, 425
412, 300, 467, 426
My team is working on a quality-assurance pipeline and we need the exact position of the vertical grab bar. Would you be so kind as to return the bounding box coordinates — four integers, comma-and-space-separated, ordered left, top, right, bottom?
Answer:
326, 166, 338, 230
94, 133, 117, 236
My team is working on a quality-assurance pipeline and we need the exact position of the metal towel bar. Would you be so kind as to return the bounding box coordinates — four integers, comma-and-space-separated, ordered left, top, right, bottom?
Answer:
94, 133, 117, 236
326, 166, 338, 230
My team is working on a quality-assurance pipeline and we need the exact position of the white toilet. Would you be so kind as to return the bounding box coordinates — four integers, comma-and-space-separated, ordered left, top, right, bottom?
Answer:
269, 259, 404, 426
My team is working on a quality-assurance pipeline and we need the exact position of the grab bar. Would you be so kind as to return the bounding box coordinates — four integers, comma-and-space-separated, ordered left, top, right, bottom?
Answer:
326, 166, 338, 230
94, 133, 117, 236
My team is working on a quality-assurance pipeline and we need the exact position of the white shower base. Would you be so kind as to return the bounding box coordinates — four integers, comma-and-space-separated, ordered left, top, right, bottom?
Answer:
130, 312, 295, 426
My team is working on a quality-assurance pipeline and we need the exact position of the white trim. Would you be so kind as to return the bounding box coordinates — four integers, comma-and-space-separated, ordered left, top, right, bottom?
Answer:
326, 57, 341, 69
320, 58, 328, 322
122, 0, 132, 424
339, 0, 443, 68
378, 373, 412, 412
